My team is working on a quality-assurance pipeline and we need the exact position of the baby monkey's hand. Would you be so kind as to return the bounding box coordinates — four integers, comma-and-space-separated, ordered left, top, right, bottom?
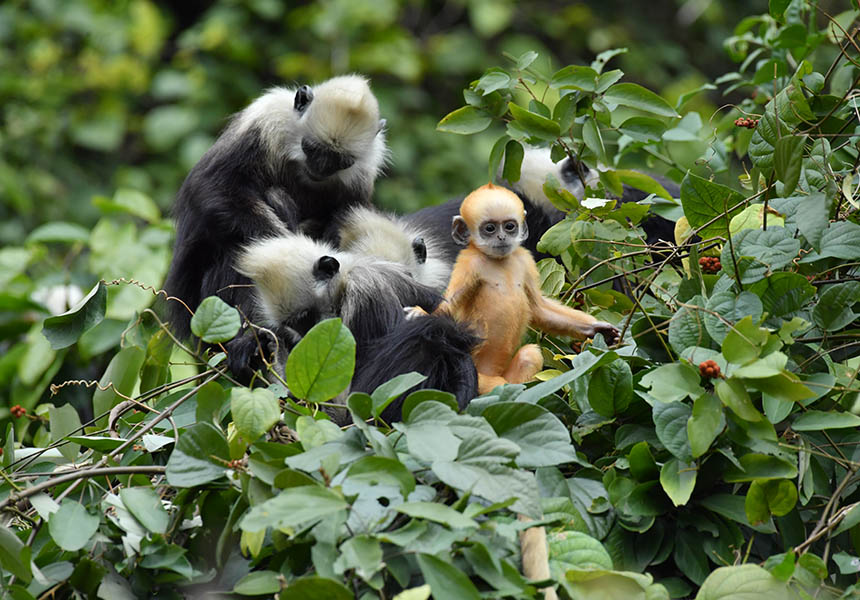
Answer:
404, 306, 429, 320
587, 321, 621, 345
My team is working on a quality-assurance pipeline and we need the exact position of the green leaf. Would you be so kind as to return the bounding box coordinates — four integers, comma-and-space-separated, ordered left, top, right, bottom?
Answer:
233, 571, 281, 595
120, 487, 169, 534
502, 139, 525, 183
660, 458, 697, 506
680, 172, 746, 239
792, 410, 860, 431
190, 296, 241, 343
347, 456, 415, 496
42, 282, 107, 350
805, 221, 860, 261
143, 105, 198, 151
91, 346, 146, 430
619, 117, 666, 142
27, 221, 91, 244
487, 134, 508, 181
476, 69, 511, 95
773, 135, 806, 196
240, 486, 348, 532
687, 394, 724, 458
715, 378, 762, 421
724, 454, 797, 483
94, 188, 161, 222
603, 83, 678, 117
279, 576, 352, 600
587, 359, 633, 417
813, 282, 860, 332
481, 402, 579, 467
669, 303, 711, 355
231, 387, 280, 441
437, 106, 492, 134
769, 0, 791, 19
745, 479, 769, 525
694, 564, 788, 599
721, 316, 768, 365
508, 102, 561, 141
48, 500, 100, 551
416, 554, 481, 600
550, 531, 614, 571
704, 292, 763, 344
165, 422, 230, 487
748, 273, 815, 319
335, 535, 383, 582
640, 363, 704, 403
400, 389, 458, 422
792, 193, 828, 252
551, 65, 598, 91
832, 552, 860, 575
0, 525, 32, 583
371, 372, 427, 418
615, 170, 673, 200
731, 227, 800, 275
764, 479, 797, 516
396, 502, 478, 529
286, 318, 355, 404
628, 441, 659, 481
583, 116, 607, 163
48, 403, 81, 461
653, 401, 693, 462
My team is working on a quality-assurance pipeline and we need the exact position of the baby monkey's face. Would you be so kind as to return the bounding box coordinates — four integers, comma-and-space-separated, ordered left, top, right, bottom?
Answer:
477, 217, 521, 258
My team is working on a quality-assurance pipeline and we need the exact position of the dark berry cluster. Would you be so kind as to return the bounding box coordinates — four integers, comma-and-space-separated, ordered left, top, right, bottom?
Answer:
10, 404, 26, 418
734, 117, 759, 129
699, 256, 721, 274
699, 360, 722, 379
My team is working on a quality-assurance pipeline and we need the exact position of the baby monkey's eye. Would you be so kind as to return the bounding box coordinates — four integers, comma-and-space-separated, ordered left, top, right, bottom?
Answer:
483, 223, 496, 234
504, 221, 517, 233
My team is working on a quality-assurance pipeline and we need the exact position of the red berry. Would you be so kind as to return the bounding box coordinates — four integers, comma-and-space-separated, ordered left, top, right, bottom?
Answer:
10, 405, 26, 418
699, 360, 721, 379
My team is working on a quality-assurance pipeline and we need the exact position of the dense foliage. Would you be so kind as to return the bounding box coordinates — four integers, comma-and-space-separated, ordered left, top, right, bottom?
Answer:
3, 0, 860, 598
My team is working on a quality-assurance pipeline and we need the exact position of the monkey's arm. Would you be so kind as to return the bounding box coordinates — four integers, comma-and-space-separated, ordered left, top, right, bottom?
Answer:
524, 257, 619, 344
440, 250, 484, 314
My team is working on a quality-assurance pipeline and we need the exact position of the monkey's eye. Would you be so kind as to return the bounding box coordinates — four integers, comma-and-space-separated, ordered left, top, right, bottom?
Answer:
294, 85, 314, 113
483, 223, 496, 235
503, 221, 517, 233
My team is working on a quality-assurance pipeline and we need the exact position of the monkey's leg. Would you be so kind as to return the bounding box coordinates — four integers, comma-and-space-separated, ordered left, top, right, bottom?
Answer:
518, 515, 558, 600
477, 373, 510, 394
504, 344, 543, 384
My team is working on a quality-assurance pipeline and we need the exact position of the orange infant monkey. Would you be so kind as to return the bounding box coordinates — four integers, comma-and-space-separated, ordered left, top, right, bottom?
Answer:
432, 183, 619, 394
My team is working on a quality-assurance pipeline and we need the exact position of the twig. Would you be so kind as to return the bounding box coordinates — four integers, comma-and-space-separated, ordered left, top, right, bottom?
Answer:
0, 466, 166, 512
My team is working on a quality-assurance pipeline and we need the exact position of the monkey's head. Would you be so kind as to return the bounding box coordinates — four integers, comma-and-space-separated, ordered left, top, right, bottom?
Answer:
236, 234, 343, 334
453, 184, 528, 258
295, 75, 387, 185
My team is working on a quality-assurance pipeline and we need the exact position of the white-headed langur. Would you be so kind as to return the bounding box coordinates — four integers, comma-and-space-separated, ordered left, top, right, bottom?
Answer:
413, 183, 620, 395
337, 206, 452, 293
162, 75, 387, 379
236, 234, 478, 422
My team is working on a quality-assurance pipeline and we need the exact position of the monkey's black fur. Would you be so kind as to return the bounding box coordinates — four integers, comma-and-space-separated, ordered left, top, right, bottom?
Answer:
352, 314, 480, 421
163, 131, 372, 341
335, 260, 479, 422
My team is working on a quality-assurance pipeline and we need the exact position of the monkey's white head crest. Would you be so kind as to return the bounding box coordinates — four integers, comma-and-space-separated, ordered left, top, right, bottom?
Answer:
233, 75, 388, 193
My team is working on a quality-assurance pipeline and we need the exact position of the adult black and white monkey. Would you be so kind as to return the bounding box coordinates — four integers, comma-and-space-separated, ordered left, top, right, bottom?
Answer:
163, 75, 388, 345
405, 145, 680, 263
337, 206, 452, 292
235, 234, 479, 422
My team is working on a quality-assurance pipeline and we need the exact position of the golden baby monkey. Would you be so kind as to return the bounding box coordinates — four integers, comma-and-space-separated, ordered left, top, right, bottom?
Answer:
440, 183, 619, 394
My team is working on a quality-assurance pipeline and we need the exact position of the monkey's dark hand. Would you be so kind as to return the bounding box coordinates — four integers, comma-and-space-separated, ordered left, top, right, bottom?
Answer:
587, 321, 621, 346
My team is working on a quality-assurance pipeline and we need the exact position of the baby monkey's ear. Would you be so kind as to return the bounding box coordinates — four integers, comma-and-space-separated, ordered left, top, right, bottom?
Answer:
452, 216, 470, 247
519, 210, 529, 242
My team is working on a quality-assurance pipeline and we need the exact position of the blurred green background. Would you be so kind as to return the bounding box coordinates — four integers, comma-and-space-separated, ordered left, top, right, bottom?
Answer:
1, 0, 771, 237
